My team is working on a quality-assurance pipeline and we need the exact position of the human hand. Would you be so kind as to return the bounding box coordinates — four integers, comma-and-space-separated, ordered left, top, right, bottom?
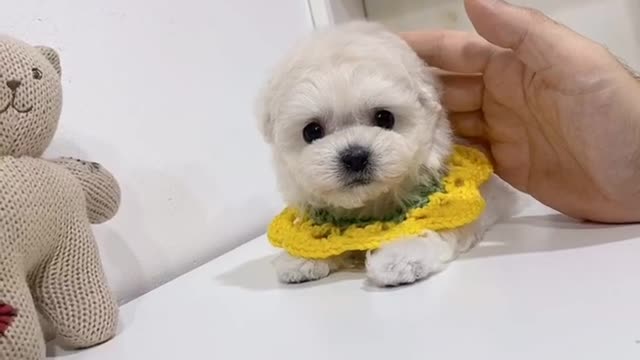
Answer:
402, 0, 640, 222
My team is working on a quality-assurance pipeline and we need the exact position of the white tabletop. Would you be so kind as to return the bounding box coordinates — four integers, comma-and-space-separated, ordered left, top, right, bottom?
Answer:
48, 201, 640, 360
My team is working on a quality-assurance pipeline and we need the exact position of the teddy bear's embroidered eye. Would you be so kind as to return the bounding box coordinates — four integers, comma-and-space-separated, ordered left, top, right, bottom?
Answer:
32, 68, 43, 80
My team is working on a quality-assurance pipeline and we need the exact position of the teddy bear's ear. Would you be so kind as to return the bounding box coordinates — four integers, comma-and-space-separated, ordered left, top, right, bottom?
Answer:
36, 46, 61, 76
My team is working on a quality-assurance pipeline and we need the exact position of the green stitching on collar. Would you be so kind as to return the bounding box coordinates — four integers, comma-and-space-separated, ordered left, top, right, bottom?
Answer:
308, 178, 445, 228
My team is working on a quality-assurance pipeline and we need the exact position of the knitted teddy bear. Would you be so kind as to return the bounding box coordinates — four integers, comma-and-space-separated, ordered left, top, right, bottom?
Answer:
0, 35, 121, 360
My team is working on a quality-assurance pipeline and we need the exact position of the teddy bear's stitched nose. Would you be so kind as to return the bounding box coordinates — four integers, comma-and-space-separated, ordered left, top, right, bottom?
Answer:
6, 80, 21, 91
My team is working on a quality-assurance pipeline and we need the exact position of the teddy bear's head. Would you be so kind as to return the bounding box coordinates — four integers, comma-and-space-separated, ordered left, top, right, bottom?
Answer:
0, 35, 62, 157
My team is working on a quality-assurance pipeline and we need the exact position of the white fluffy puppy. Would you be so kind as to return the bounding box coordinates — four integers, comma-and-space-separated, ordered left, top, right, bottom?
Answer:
257, 21, 522, 287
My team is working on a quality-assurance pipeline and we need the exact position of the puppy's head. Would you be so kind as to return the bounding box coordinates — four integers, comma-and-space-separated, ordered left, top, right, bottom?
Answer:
257, 21, 452, 211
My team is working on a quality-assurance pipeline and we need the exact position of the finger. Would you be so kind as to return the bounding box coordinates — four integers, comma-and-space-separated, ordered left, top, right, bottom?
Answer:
440, 74, 484, 112
400, 30, 500, 73
449, 111, 487, 138
464, 0, 596, 72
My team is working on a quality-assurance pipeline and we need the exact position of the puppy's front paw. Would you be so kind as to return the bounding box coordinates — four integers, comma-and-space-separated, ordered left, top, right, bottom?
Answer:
273, 252, 331, 284
366, 233, 453, 287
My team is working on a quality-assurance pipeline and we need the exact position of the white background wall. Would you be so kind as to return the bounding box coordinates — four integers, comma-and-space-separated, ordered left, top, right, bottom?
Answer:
365, 0, 640, 69
0, 0, 313, 303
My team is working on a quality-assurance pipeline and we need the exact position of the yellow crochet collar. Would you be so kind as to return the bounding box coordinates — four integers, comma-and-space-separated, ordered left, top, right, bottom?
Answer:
267, 145, 493, 259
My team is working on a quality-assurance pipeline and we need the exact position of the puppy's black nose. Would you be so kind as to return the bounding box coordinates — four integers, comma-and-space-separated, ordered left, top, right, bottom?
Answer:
6, 80, 21, 91
340, 146, 371, 173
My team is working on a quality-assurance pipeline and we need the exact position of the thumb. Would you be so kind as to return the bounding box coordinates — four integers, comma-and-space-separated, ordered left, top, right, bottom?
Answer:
464, 0, 595, 71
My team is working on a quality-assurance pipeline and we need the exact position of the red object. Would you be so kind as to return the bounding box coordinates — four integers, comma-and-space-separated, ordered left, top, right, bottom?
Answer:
0, 303, 17, 336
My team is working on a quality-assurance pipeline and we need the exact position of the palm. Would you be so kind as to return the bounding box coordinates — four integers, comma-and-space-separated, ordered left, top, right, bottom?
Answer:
403, 0, 640, 221
481, 50, 637, 218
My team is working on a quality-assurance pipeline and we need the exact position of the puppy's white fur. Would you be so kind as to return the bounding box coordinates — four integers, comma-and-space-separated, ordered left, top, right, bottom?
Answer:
257, 21, 523, 286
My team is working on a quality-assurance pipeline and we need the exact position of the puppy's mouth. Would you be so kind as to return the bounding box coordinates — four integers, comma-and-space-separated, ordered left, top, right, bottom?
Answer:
339, 166, 378, 189
345, 176, 373, 188
0, 92, 33, 115
340, 166, 376, 188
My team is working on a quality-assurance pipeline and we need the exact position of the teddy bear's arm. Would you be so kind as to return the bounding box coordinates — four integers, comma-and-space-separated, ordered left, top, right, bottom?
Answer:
48, 157, 121, 224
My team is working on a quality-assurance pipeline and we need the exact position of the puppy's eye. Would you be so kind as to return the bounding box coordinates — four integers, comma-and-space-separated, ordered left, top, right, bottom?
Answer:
373, 109, 395, 129
32, 68, 43, 80
302, 122, 324, 144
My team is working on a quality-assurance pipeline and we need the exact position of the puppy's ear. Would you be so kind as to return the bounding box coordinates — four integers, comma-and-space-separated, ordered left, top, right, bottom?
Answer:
415, 66, 453, 172
415, 66, 444, 114
425, 112, 453, 171
255, 77, 276, 144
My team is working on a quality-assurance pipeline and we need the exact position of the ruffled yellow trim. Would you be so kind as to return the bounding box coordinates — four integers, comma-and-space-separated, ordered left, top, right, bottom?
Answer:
267, 145, 493, 259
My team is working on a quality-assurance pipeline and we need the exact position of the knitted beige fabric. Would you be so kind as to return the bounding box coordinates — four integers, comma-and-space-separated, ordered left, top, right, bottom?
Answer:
51, 158, 121, 224
0, 35, 120, 360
